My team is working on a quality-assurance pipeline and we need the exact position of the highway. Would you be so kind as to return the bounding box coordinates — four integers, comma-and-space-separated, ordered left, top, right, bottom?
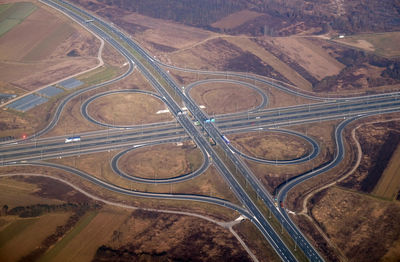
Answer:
2, 0, 399, 261
4, 87, 393, 162
77, 10, 400, 262
37, 1, 300, 261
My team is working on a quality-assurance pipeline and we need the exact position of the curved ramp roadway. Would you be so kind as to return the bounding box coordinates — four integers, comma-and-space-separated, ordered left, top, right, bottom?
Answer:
157, 59, 400, 102
81, 89, 174, 128
228, 129, 320, 165
48, 1, 302, 260
19, 1, 400, 261
111, 143, 211, 184
185, 79, 268, 113
28, 0, 142, 139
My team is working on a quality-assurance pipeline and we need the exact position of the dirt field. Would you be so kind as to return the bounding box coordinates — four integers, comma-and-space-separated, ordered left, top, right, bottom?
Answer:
311, 186, 400, 262
0, 212, 71, 262
189, 81, 263, 114
335, 32, 400, 58
229, 131, 312, 161
87, 92, 172, 126
211, 10, 263, 30
118, 143, 203, 180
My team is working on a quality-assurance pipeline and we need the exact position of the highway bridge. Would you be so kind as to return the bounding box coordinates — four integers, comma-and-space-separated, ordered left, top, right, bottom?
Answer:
1, 0, 400, 261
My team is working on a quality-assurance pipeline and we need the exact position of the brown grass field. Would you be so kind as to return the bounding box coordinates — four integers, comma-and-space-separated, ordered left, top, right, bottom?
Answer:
224, 37, 313, 91
99, 208, 251, 261
211, 10, 263, 30
245, 121, 338, 193
265, 82, 316, 108
372, 140, 400, 200
311, 186, 400, 262
118, 143, 203, 180
0, 2, 100, 92
283, 115, 400, 261
87, 92, 172, 126
264, 37, 345, 80
334, 32, 400, 58
229, 131, 312, 161
338, 117, 400, 194
189, 81, 263, 114
0, 212, 71, 262
165, 37, 244, 71
0, 177, 64, 209
122, 12, 215, 52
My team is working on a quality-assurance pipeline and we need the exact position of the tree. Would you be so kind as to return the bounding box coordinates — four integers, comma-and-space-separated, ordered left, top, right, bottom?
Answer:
2, 204, 8, 216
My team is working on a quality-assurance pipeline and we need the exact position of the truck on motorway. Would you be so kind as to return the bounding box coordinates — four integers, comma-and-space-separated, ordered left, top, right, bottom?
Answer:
65, 136, 81, 143
221, 135, 230, 144
204, 117, 215, 124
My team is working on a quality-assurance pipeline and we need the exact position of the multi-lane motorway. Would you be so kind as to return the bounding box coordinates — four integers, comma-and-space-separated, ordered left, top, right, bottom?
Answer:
2, 94, 399, 164
2, 0, 400, 261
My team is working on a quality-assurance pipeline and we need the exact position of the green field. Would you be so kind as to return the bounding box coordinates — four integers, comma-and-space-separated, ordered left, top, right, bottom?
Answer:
0, 4, 12, 14
76, 65, 120, 86
0, 218, 39, 248
38, 211, 98, 262
23, 23, 75, 61
336, 32, 400, 58
0, 2, 36, 37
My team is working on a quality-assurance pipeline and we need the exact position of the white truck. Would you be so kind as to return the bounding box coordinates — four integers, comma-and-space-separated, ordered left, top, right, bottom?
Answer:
65, 136, 81, 143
